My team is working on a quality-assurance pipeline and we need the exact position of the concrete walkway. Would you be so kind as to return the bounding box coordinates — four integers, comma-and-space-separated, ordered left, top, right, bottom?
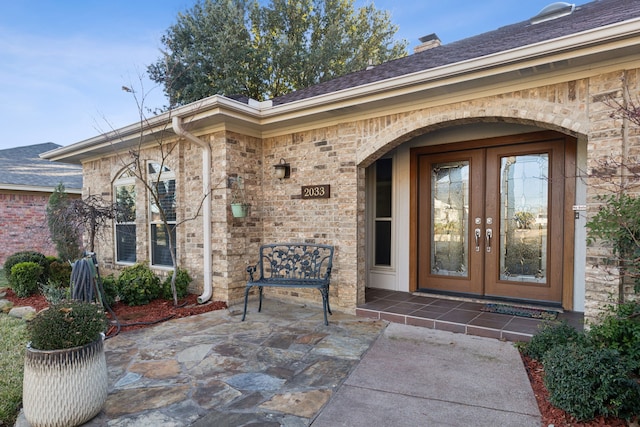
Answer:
311, 323, 541, 427
16, 299, 540, 426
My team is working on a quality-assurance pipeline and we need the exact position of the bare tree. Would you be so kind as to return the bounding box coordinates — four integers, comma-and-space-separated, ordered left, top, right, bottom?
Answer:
98, 78, 223, 306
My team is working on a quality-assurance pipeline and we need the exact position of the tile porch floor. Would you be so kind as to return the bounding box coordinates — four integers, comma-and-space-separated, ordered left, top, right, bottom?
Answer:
356, 288, 584, 342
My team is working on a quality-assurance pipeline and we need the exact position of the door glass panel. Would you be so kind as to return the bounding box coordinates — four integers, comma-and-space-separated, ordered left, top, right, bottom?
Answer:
499, 154, 548, 283
431, 161, 469, 277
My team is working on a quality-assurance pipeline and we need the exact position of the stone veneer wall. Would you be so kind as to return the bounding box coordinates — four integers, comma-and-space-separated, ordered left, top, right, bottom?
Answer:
80, 67, 640, 322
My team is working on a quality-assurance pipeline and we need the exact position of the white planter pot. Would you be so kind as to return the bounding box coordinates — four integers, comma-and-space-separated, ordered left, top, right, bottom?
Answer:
23, 335, 108, 427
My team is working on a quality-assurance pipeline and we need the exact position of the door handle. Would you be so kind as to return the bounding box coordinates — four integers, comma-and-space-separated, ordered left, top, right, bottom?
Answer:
474, 229, 481, 252
486, 229, 492, 253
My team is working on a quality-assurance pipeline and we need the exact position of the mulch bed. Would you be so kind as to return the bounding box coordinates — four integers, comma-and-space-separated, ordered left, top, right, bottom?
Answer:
4, 289, 636, 425
3, 289, 227, 336
104, 294, 227, 335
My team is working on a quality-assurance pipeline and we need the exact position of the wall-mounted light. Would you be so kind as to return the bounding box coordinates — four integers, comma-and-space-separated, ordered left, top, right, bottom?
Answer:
273, 158, 290, 179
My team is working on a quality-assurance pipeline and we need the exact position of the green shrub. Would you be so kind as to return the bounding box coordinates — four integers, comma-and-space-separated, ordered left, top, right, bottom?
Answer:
4, 251, 48, 283
10, 262, 43, 297
520, 321, 587, 361
48, 260, 72, 287
39, 280, 69, 304
28, 300, 107, 350
589, 300, 640, 373
116, 263, 161, 306
161, 268, 192, 300
543, 343, 640, 421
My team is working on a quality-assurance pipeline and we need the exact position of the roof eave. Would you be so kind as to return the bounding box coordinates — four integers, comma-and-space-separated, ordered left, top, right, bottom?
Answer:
41, 95, 265, 164
43, 16, 640, 164
263, 17, 640, 118
0, 183, 82, 194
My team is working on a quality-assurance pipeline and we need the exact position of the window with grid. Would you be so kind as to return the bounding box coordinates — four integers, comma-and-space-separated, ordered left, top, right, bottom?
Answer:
114, 169, 137, 263
148, 162, 176, 267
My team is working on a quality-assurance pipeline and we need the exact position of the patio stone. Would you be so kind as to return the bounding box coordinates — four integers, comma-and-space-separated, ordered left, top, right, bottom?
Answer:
15, 299, 386, 426
192, 379, 242, 409
15, 296, 544, 426
16, 300, 386, 427
104, 385, 190, 417
225, 372, 287, 391
259, 389, 332, 418
129, 359, 181, 379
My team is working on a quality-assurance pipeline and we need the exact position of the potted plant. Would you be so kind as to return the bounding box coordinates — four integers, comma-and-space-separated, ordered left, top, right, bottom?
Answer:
23, 300, 108, 427
230, 176, 250, 218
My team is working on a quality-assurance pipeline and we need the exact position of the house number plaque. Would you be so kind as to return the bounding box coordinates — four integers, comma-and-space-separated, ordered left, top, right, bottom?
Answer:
301, 184, 330, 199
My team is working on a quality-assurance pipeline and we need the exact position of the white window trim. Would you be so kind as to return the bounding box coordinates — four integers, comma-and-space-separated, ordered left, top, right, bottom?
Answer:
147, 162, 177, 269
369, 156, 396, 272
113, 172, 137, 265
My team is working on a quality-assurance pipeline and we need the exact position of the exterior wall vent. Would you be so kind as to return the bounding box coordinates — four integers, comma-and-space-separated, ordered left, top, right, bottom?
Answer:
530, 2, 575, 24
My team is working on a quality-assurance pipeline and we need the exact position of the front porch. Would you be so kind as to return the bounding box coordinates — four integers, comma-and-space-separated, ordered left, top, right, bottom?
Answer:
356, 288, 584, 342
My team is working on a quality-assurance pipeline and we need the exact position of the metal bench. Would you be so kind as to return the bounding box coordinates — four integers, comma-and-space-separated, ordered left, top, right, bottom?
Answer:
242, 243, 335, 325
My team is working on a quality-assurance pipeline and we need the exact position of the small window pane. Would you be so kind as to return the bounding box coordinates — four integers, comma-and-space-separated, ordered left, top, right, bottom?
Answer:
376, 159, 392, 218
115, 184, 136, 222
150, 180, 176, 222
116, 224, 136, 263
375, 221, 392, 266
151, 224, 176, 267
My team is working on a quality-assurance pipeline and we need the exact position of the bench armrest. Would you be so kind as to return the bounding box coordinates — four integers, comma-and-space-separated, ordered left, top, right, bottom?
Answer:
246, 264, 258, 281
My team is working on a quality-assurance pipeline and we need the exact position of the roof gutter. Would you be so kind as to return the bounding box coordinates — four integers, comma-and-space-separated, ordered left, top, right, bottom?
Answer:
171, 116, 213, 304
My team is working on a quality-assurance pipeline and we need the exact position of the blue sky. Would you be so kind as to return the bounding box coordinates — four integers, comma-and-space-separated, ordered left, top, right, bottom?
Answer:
0, 0, 590, 151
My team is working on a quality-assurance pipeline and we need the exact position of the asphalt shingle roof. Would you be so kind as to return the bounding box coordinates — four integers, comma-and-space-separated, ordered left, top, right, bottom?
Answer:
0, 143, 82, 190
272, 0, 640, 106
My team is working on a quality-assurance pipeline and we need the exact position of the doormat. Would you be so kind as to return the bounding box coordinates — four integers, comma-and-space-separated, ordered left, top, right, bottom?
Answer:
481, 303, 558, 320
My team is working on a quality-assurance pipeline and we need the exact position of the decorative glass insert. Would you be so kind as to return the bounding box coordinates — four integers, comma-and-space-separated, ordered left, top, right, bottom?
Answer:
431, 161, 469, 277
499, 154, 548, 283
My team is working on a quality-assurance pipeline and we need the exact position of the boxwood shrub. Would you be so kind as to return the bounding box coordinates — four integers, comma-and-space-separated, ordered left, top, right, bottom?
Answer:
115, 263, 161, 306
48, 260, 72, 287
520, 321, 587, 361
161, 268, 192, 300
4, 251, 48, 284
543, 343, 640, 421
9, 262, 43, 297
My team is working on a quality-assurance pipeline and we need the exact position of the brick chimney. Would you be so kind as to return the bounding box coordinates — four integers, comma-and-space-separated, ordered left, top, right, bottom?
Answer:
414, 33, 441, 54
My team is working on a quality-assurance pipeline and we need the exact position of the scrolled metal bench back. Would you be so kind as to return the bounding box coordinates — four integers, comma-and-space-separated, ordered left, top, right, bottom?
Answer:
259, 243, 334, 280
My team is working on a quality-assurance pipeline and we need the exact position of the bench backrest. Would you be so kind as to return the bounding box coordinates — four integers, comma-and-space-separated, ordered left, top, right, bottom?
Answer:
258, 243, 334, 281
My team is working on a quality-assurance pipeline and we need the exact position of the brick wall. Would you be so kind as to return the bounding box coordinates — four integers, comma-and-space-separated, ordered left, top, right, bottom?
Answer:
81, 66, 640, 321
0, 191, 58, 266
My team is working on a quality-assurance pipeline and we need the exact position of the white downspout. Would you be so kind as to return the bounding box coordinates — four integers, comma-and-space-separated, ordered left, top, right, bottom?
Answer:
172, 116, 212, 303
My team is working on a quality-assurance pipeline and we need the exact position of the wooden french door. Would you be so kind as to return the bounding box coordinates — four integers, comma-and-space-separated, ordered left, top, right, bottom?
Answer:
416, 136, 569, 304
